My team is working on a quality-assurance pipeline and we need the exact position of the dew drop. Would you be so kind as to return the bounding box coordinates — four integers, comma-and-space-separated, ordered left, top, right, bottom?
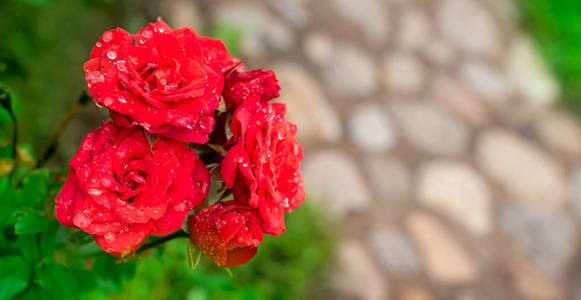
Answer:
104, 232, 117, 243
107, 49, 117, 60
118, 96, 128, 104
116, 60, 127, 72
103, 97, 114, 106
73, 213, 91, 228
174, 202, 186, 212
95, 42, 102, 48
102, 31, 114, 43
88, 189, 103, 196
142, 29, 153, 39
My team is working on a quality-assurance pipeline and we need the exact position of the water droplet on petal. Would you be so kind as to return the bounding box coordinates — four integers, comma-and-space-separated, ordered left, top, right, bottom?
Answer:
102, 31, 114, 42
116, 60, 127, 72
73, 213, 91, 228
118, 97, 128, 104
88, 189, 103, 196
107, 49, 117, 60
95, 42, 102, 48
142, 30, 153, 39
174, 202, 186, 212
104, 232, 117, 243
104, 97, 114, 106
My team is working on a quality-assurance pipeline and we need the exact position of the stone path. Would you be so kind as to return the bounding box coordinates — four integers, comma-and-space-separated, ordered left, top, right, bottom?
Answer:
167, 0, 581, 299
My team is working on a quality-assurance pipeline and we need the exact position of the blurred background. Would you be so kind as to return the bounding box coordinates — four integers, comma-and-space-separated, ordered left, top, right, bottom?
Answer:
2, 0, 581, 299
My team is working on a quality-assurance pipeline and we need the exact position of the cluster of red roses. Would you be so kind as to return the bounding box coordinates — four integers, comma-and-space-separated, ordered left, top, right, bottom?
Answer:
54, 20, 305, 267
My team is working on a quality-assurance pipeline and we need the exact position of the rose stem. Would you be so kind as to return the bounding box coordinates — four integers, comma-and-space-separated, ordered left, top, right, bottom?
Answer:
36, 92, 90, 168
136, 230, 190, 254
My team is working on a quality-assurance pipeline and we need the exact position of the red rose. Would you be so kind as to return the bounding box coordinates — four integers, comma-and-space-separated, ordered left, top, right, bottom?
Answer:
189, 201, 263, 267
55, 122, 209, 256
84, 19, 239, 143
221, 99, 305, 235
223, 68, 280, 109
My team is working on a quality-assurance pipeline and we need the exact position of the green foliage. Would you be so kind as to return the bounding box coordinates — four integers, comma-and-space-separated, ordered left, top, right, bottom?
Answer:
518, 0, 581, 112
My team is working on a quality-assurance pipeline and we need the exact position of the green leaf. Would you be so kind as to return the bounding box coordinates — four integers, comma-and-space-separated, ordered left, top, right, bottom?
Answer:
18, 286, 43, 300
0, 182, 19, 228
20, 169, 49, 207
0, 255, 30, 299
18, 235, 40, 264
40, 222, 60, 257
15, 212, 50, 235
37, 263, 77, 299
187, 240, 201, 272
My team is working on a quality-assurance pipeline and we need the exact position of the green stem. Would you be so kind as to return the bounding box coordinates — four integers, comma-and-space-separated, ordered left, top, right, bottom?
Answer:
136, 230, 189, 254
37, 92, 89, 168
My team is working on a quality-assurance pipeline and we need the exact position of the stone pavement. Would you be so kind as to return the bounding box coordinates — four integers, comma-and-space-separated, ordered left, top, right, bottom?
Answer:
167, 0, 581, 299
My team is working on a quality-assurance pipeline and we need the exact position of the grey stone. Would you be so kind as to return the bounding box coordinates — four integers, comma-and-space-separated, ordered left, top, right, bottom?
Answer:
461, 60, 511, 103
164, 0, 201, 29
570, 166, 581, 217
499, 203, 577, 279
302, 150, 371, 216
365, 157, 411, 202
336, 239, 389, 300
476, 129, 567, 211
329, 0, 389, 45
268, 0, 310, 28
389, 100, 469, 157
383, 52, 426, 94
418, 161, 492, 235
437, 0, 500, 57
213, 2, 294, 56
430, 74, 489, 126
273, 63, 342, 143
396, 6, 432, 50
368, 228, 423, 276
536, 110, 581, 159
407, 211, 478, 283
348, 104, 397, 153
303, 31, 333, 66
323, 42, 378, 98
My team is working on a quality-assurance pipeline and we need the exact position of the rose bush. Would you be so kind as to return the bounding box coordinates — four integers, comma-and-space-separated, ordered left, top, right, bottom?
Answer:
55, 122, 209, 256
51, 19, 305, 267
189, 201, 263, 267
84, 19, 239, 143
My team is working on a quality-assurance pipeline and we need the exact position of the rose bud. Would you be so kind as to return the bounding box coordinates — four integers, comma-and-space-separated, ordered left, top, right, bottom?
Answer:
223, 68, 280, 110
221, 98, 305, 236
55, 122, 209, 257
83, 19, 239, 143
189, 201, 263, 267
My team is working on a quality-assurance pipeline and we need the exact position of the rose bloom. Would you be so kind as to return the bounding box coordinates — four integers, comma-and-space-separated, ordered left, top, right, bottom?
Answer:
189, 201, 263, 267
221, 98, 305, 235
223, 68, 280, 110
55, 122, 209, 256
84, 19, 239, 143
